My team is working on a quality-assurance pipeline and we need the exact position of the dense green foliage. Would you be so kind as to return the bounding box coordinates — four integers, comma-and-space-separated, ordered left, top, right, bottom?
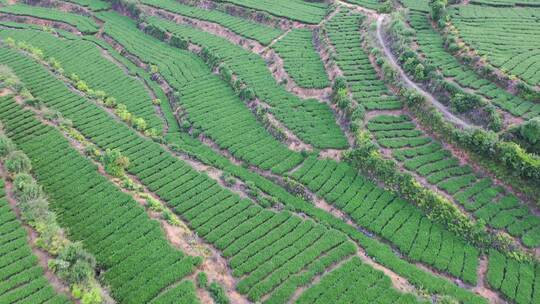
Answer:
2, 1, 538, 303
487, 250, 540, 304
520, 118, 540, 145
0, 4, 99, 34
0, 177, 72, 304
272, 29, 330, 88
0, 29, 164, 131
407, 9, 540, 119
367, 114, 540, 247
102, 12, 309, 169
291, 156, 480, 284
208, 282, 230, 304
218, 0, 329, 24
325, 9, 402, 110
0, 92, 201, 303
0, 46, 357, 303
449, 5, 540, 87
141, 15, 348, 149
297, 257, 425, 303
140, 0, 283, 45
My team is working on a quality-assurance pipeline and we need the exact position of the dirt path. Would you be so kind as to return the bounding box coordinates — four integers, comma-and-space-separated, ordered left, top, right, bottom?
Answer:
264, 28, 291, 49
375, 15, 471, 129
472, 255, 506, 303
0, 167, 77, 303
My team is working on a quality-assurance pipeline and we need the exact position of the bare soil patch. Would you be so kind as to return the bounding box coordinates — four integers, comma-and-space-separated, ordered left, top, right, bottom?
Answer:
472, 255, 505, 303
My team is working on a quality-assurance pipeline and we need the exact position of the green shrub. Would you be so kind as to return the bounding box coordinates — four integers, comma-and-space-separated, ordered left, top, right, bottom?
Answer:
146, 197, 163, 212
81, 287, 102, 304
520, 118, 540, 145
13, 173, 33, 192
17, 181, 44, 204
51, 242, 96, 284
0, 134, 15, 157
197, 272, 208, 289
5, 150, 32, 173
101, 148, 130, 177
208, 282, 229, 304
162, 209, 180, 226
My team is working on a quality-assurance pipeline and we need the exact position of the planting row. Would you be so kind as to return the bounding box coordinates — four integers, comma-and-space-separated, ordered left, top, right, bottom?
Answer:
296, 257, 425, 304
0, 95, 201, 304
0, 176, 71, 304
341, 0, 386, 10
272, 29, 330, 89
290, 156, 480, 284
144, 96, 488, 303
98, 12, 307, 170
0, 46, 358, 303
0, 3, 99, 34
487, 250, 540, 304
469, 0, 540, 7
407, 11, 540, 119
0, 28, 164, 132
449, 5, 540, 87
1, 11, 488, 303
367, 114, 540, 247
140, 0, 283, 45
178, 72, 304, 173
218, 0, 329, 24
143, 14, 348, 149
162, 120, 486, 303
325, 9, 402, 110
64, 0, 111, 11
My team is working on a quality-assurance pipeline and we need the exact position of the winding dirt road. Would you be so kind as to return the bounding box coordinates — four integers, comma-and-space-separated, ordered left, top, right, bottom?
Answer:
375, 15, 472, 129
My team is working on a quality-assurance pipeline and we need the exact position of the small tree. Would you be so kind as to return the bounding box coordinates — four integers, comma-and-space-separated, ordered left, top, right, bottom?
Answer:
429, 0, 448, 22
81, 287, 102, 304
101, 149, 130, 177
5, 151, 32, 174
132, 117, 147, 131
104, 96, 117, 107
115, 104, 132, 122
414, 63, 426, 80
50, 242, 95, 284
0, 135, 15, 157
76, 80, 89, 92
197, 272, 208, 289
520, 118, 540, 144
17, 180, 44, 203
208, 282, 230, 304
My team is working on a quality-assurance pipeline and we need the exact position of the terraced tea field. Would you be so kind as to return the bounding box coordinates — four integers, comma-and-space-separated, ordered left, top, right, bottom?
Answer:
0, 1, 539, 304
